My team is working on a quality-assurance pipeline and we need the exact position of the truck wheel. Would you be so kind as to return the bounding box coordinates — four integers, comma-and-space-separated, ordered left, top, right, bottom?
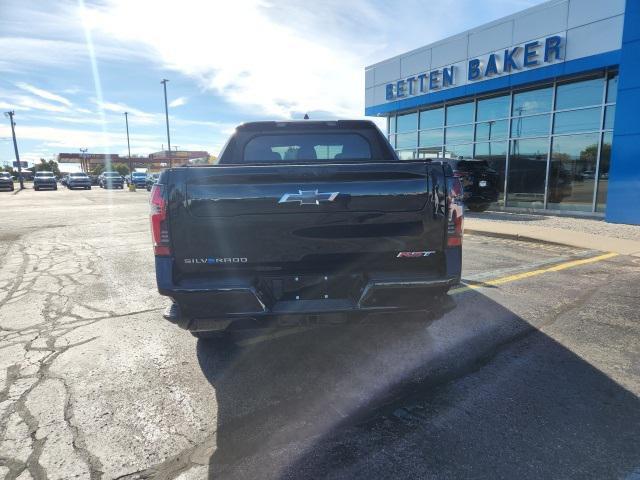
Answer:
467, 203, 490, 212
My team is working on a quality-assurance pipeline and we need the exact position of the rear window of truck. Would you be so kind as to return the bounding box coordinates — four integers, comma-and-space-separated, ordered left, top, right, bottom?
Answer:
243, 133, 372, 163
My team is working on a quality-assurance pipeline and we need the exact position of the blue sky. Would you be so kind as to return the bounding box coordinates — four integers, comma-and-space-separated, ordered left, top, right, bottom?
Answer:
0, 0, 544, 165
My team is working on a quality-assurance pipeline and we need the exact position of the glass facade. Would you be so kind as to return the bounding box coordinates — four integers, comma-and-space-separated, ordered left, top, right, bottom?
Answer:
386, 71, 617, 214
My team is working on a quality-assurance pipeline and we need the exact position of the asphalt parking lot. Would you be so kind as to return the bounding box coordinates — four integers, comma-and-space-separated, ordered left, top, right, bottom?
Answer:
1, 188, 639, 480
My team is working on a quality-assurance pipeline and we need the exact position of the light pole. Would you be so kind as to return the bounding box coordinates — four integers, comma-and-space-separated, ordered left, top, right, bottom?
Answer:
4, 111, 24, 190
80, 148, 88, 173
124, 112, 132, 177
160, 79, 172, 168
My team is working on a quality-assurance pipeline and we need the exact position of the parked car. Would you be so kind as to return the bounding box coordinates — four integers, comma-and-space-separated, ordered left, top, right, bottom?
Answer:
88, 174, 100, 186
98, 171, 124, 189
61, 174, 69, 187
445, 158, 500, 212
33, 171, 58, 191
153, 120, 464, 342
128, 171, 147, 188
145, 173, 159, 191
67, 172, 92, 190
0, 172, 14, 191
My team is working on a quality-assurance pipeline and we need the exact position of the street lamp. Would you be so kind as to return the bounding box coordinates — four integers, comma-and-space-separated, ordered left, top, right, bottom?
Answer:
124, 112, 132, 178
160, 79, 172, 168
4, 111, 24, 190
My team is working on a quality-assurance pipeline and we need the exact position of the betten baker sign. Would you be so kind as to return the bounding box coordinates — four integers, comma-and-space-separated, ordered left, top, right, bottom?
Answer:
385, 34, 564, 101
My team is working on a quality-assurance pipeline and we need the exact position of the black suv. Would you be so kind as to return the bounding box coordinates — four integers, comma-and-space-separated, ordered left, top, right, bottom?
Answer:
99, 172, 124, 189
66, 172, 92, 189
445, 158, 499, 212
0, 172, 14, 191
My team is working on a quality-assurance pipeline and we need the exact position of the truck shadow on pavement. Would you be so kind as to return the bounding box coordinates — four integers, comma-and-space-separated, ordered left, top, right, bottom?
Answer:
195, 291, 640, 480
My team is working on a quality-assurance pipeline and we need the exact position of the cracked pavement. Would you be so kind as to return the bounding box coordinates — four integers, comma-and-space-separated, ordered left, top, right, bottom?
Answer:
1, 188, 639, 479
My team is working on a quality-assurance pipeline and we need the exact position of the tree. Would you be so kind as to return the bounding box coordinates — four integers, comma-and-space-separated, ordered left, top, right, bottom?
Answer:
113, 163, 130, 176
91, 164, 105, 176
30, 159, 60, 177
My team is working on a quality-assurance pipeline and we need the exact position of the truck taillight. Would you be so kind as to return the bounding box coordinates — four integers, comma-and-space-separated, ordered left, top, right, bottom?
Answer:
150, 184, 170, 256
446, 176, 464, 247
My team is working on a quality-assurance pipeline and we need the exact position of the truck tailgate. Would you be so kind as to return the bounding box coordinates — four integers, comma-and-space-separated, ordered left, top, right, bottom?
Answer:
168, 162, 447, 275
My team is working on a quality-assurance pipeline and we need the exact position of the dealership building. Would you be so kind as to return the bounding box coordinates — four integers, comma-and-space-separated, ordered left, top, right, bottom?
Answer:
365, 0, 639, 224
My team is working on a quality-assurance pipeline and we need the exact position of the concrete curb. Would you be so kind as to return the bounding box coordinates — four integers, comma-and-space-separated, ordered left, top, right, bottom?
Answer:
464, 220, 640, 257
465, 229, 574, 249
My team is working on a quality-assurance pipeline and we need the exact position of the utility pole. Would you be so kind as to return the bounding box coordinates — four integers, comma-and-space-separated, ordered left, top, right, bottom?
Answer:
160, 79, 172, 168
4, 111, 24, 190
80, 148, 88, 173
124, 112, 132, 176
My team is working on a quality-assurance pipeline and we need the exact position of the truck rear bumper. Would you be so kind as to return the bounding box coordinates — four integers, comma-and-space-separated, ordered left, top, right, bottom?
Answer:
156, 249, 462, 332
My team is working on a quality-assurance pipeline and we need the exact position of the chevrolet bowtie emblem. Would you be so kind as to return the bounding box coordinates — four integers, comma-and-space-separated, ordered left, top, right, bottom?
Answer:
278, 190, 339, 205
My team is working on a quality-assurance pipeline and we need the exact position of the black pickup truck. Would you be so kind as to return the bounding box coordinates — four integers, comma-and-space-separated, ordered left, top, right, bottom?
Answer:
152, 120, 463, 340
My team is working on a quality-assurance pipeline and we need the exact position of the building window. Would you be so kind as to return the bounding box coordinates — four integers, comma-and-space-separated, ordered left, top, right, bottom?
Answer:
507, 138, 549, 208
606, 73, 618, 104
553, 107, 600, 134
604, 105, 616, 130
475, 141, 507, 206
476, 120, 508, 141
418, 147, 443, 159
384, 70, 616, 213
511, 114, 550, 138
555, 77, 604, 110
512, 86, 553, 116
396, 132, 418, 149
446, 101, 474, 125
445, 124, 474, 145
396, 112, 418, 133
548, 133, 600, 211
445, 143, 473, 159
596, 132, 612, 213
477, 94, 510, 122
419, 107, 444, 129
419, 128, 443, 147
397, 150, 417, 160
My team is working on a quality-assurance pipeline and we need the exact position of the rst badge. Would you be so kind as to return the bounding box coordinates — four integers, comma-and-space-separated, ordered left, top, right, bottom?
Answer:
397, 251, 435, 258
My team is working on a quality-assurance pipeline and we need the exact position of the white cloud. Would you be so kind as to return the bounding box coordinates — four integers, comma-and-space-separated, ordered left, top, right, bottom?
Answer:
169, 96, 188, 108
15, 82, 73, 107
13, 95, 69, 113
79, 0, 540, 120
80, 0, 374, 119
0, 122, 159, 152
94, 100, 159, 125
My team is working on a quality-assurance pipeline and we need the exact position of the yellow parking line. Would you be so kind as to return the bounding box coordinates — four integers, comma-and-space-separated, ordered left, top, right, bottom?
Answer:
451, 252, 619, 295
